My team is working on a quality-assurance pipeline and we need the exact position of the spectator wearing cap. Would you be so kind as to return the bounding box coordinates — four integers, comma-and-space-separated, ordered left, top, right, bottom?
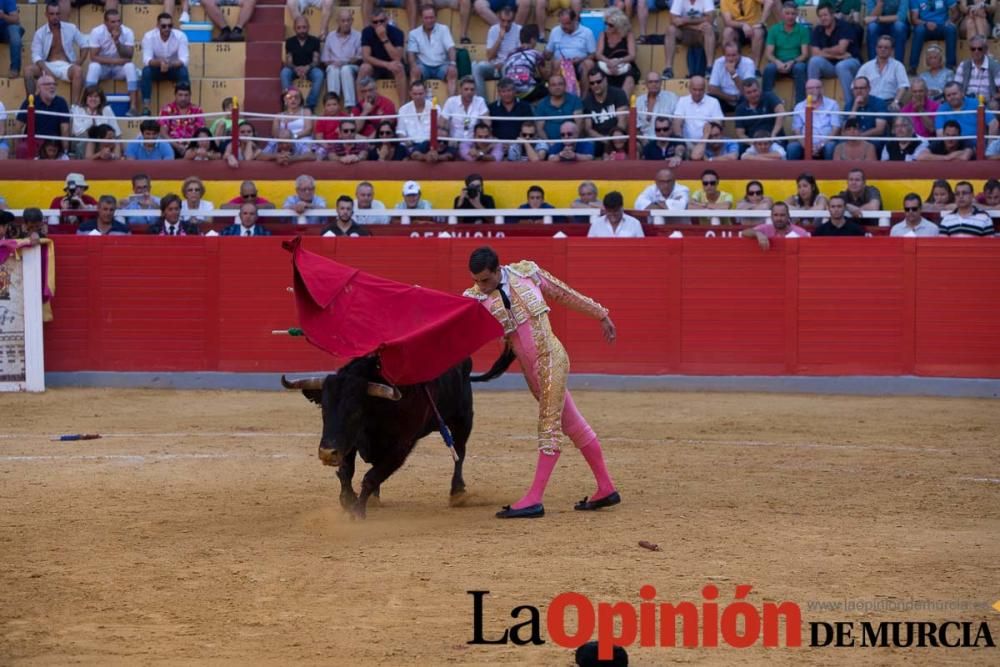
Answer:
588, 191, 644, 238
354, 181, 390, 224
48, 172, 98, 226
394, 180, 434, 212
160, 82, 205, 157
222, 180, 277, 209
140, 12, 191, 116
221, 202, 272, 237
77, 195, 131, 235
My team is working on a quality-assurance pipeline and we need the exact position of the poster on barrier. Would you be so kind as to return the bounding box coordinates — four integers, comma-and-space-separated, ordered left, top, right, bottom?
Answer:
0, 244, 45, 392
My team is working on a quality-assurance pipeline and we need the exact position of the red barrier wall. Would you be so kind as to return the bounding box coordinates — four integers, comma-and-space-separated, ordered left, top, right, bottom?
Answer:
43, 237, 1000, 378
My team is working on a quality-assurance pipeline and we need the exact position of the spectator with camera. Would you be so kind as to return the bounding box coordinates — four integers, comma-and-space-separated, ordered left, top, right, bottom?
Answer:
48, 172, 98, 226
120, 174, 161, 225
453, 173, 496, 224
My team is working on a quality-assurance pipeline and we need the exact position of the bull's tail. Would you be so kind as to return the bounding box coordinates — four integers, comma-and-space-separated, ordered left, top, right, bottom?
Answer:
470, 345, 517, 383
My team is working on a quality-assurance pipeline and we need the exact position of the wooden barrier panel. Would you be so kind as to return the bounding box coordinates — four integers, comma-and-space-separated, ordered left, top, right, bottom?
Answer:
41, 237, 1000, 378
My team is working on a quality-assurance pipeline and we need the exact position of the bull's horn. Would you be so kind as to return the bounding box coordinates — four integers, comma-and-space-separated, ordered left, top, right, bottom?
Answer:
367, 383, 402, 400
281, 375, 325, 390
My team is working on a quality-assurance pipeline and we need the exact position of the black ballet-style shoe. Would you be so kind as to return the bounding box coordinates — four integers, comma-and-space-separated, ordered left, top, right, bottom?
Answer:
574, 491, 621, 511
496, 504, 544, 519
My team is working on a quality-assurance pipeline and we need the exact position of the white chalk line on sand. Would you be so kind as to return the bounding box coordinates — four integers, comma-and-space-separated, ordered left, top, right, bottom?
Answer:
0, 432, 315, 440
961, 477, 1000, 484
0, 452, 290, 462
0, 432, 954, 455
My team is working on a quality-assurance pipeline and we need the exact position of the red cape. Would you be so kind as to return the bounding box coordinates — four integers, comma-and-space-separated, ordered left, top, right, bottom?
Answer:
286, 238, 502, 384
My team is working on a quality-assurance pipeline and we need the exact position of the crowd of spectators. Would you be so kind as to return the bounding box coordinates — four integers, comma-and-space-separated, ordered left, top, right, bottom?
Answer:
1, 0, 998, 163
3, 168, 996, 240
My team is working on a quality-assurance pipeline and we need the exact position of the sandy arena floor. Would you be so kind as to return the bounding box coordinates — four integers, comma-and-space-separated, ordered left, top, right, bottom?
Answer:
1, 388, 998, 666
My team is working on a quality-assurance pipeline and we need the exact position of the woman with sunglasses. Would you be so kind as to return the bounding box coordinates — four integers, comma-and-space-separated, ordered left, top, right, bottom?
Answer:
272, 87, 314, 142
785, 172, 829, 225
367, 120, 408, 161
596, 8, 640, 96
180, 176, 215, 225
736, 180, 773, 226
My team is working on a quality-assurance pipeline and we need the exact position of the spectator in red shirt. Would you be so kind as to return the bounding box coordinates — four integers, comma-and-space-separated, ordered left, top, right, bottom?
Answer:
351, 76, 396, 137
48, 172, 98, 226
159, 81, 205, 156
221, 180, 277, 210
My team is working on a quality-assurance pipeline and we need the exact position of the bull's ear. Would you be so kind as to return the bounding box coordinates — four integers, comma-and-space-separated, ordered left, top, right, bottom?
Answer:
302, 390, 323, 406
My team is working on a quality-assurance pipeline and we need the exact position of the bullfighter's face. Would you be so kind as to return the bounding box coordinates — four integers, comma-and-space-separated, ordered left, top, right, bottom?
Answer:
472, 267, 501, 295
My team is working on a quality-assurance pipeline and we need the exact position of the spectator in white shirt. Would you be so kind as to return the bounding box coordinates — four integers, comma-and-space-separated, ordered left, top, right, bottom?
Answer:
662, 0, 717, 79
708, 42, 756, 112
588, 191, 645, 237
672, 76, 724, 146
323, 9, 362, 108
741, 131, 787, 159
441, 76, 489, 143
890, 193, 940, 237
397, 79, 439, 148
354, 181, 390, 224
471, 4, 522, 97
408, 5, 458, 96
140, 12, 190, 116
787, 78, 841, 160
634, 168, 691, 214
85, 9, 139, 117
636, 71, 679, 141
26, 2, 86, 104
855, 35, 908, 109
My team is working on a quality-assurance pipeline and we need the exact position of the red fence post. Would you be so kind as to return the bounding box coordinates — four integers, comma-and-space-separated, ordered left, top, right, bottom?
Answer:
976, 95, 986, 162
230, 96, 240, 162
627, 96, 637, 160
430, 104, 438, 152
804, 94, 813, 161
26, 95, 36, 159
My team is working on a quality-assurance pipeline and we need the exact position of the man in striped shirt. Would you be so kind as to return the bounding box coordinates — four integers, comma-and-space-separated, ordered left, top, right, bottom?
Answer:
939, 181, 996, 236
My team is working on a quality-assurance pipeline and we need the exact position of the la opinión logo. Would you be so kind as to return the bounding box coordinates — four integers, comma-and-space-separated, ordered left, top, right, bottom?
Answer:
468, 585, 802, 660
468, 587, 998, 659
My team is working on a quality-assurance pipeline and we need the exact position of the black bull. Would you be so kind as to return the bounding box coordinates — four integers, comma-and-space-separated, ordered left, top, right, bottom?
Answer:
281, 349, 514, 518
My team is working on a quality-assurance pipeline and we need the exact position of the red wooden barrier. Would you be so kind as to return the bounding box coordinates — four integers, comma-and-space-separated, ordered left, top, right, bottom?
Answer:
42, 237, 1000, 378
